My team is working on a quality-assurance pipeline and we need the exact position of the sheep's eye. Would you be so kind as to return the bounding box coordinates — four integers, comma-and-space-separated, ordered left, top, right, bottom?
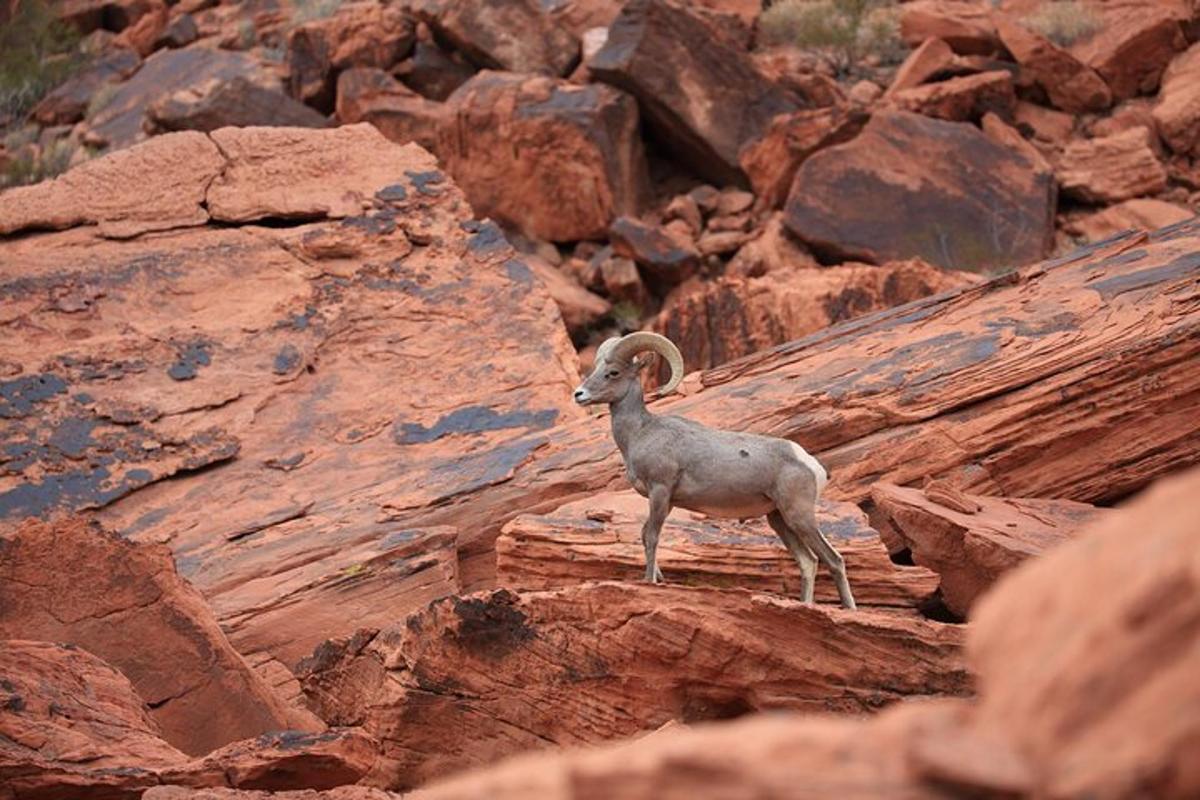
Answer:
605, 370, 619, 379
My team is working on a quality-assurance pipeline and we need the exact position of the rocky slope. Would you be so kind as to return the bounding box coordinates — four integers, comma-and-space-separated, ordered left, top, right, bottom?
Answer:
1, 0, 1199, 797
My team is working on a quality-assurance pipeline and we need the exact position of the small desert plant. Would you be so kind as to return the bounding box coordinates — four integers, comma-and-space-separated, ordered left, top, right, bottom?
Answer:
292, 0, 344, 26
759, 0, 904, 74
0, 0, 83, 124
1022, 0, 1103, 46
1, 137, 78, 188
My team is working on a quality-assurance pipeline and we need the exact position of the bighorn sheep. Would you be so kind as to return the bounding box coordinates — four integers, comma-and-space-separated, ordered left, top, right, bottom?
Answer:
573, 332, 856, 609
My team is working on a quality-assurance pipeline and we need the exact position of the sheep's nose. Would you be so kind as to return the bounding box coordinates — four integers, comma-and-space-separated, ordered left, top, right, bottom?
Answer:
573, 388, 586, 403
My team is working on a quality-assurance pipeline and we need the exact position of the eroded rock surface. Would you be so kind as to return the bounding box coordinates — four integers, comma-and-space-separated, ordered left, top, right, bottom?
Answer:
497, 491, 938, 608
870, 483, 1106, 618
783, 110, 1055, 270
0, 124, 584, 674
0, 517, 320, 755
410, 0, 579, 76
300, 582, 969, 788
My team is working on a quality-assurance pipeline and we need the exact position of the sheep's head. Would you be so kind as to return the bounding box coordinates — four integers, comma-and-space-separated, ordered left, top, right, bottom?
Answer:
573, 332, 685, 406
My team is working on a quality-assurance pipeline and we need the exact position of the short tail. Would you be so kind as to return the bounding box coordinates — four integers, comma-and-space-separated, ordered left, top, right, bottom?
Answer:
789, 442, 828, 495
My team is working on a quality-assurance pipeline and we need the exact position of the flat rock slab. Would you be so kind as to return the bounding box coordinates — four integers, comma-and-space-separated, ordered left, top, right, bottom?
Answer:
498, 491, 939, 609
1055, 127, 1168, 204
590, 0, 797, 185
0, 125, 583, 672
784, 110, 1055, 271
870, 483, 1107, 618
299, 582, 969, 789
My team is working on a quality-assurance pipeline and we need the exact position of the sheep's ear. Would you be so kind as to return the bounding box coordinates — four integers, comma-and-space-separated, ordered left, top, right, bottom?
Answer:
633, 353, 653, 372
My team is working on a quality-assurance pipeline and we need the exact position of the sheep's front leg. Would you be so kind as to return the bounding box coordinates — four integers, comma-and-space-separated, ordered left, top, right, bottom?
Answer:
642, 484, 671, 584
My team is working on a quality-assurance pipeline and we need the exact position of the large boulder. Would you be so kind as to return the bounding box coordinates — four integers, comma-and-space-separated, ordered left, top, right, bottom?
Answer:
869, 483, 1107, 618
589, 0, 798, 186
439, 71, 649, 242
0, 518, 321, 755
0, 124, 584, 675
300, 583, 969, 789
409, 0, 579, 76
653, 259, 977, 370
87, 47, 278, 151
1153, 41, 1200, 156
783, 110, 1055, 270
286, 1, 416, 112
31, 47, 142, 126
992, 14, 1111, 113
887, 70, 1017, 122
1056, 127, 1168, 204
1072, 6, 1186, 100
335, 67, 446, 154
496, 491, 939, 608
898, 0, 1000, 55
147, 76, 331, 134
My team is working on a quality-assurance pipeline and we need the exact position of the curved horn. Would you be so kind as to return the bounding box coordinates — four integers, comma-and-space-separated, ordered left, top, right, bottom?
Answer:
593, 336, 622, 369
611, 331, 685, 396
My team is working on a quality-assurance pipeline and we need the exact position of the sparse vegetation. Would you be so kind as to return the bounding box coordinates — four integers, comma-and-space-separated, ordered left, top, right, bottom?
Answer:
610, 301, 644, 332
1, 137, 79, 188
759, 0, 905, 74
85, 81, 120, 120
1022, 1, 1103, 46
292, 0, 344, 26
0, 0, 83, 124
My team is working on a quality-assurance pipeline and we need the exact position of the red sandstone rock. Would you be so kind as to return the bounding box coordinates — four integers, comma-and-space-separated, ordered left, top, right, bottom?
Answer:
0, 640, 186, 798
0, 518, 320, 755
887, 69, 1016, 122
1013, 99, 1075, 143
335, 67, 444, 154
409, 0, 579, 77
163, 730, 380, 791
30, 47, 142, 126
725, 212, 818, 276
87, 47, 278, 151
439, 71, 649, 242
899, 0, 1000, 55
394, 39, 476, 101
287, 1, 416, 112
1153, 41, 1200, 156
653, 259, 976, 370
409, 468, 1200, 800
112, 0, 168, 56
992, 14, 1111, 113
869, 483, 1106, 618
1072, 6, 1186, 100
886, 37, 959, 95
738, 105, 868, 209
526, 256, 612, 334
0, 125, 584, 674
1063, 197, 1195, 241
1056, 127, 1169, 203
590, 0, 798, 186
148, 76, 331, 134
496, 491, 938, 608
784, 110, 1055, 270
299, 583, 968, 788
608, 215, 699, 286
146, 790, 399, 800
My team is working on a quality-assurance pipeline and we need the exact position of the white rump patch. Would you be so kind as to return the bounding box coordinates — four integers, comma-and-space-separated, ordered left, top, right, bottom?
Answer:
790, 442, 828, 495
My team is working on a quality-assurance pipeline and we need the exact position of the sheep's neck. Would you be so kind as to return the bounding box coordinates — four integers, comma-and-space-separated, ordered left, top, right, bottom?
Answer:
610, 384, 650, 458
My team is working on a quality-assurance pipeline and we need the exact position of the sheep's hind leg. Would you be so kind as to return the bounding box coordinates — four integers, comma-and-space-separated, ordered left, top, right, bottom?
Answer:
767, 510, 818, 603
776, 483, 856, 610
642, 484, 671, 584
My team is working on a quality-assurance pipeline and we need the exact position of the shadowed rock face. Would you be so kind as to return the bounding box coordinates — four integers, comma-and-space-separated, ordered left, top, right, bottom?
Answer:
783, 110, 1056, 271
0, 639, 379, 798
299, 582, 969, 789
589, 0, 798, 186
410, 0, 579, 77
0, 124, 584, 673
0, 517, 322, 755
869, 483, 1108, 618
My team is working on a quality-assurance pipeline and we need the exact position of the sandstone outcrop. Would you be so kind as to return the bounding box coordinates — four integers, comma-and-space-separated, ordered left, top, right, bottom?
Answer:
335, 67, 445, 154
410, 0, 579, 77
1056, 127, 1169, 203
653, 259, 976, 370
0, 125, 584, 673
898, 0, 1000, 55
300, 582, 969, 788
0, 517, 320, 755
783, 110, 1055, 269
589, 0, 797, 185
439, 71, 649, 242
1073, 6, 1186, 100
992, 14, 1111, 114
496, 491, 938, 608
1153, 41, 1200, 156
1063, 197, 1195, 241
407, 467, 1200, 800
887, 70, 1016, 122
869, 483, 1106, 618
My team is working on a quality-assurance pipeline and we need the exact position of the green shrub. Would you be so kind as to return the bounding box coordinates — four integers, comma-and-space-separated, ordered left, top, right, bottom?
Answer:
0, 0, 83, 124
1, 137, 79, 188
759, 0, 904, 73
1022, 1, 1103, 46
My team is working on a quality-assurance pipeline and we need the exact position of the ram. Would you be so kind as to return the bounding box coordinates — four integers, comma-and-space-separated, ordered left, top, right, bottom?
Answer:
574, 332, 856, 609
